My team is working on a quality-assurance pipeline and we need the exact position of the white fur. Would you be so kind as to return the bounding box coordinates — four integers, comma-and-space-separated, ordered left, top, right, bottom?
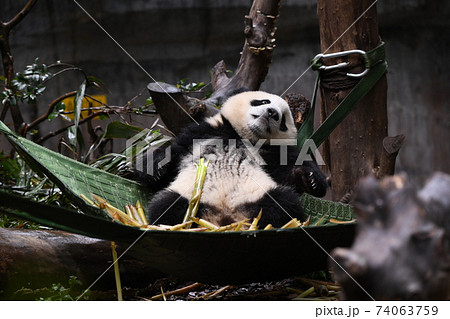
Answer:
219, 91, 297, 142
169, 148, 277, 209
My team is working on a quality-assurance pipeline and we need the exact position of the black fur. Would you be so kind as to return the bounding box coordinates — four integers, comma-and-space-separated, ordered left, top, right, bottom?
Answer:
138, 115, 327, 228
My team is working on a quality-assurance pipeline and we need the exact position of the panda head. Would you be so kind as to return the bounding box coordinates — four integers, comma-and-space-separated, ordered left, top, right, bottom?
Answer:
217, 91, 297, 142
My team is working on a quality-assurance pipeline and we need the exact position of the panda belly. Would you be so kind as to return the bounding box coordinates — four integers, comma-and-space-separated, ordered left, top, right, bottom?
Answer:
158, 144, 304, 227
169, 146, 277, 211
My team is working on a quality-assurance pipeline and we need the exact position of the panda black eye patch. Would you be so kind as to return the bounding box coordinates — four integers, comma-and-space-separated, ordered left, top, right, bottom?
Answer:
280, 114, 288, 131
250, 99, 271, 107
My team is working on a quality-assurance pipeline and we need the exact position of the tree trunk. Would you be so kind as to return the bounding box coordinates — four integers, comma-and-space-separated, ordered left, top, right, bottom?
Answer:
0, 228, 164, 299
316, 0, 388, 200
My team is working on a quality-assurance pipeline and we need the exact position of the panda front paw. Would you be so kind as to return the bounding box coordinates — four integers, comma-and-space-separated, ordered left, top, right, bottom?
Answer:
294, 163, 328, 197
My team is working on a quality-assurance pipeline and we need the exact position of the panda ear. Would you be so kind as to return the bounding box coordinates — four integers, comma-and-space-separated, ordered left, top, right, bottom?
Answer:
250, 99, 271, 107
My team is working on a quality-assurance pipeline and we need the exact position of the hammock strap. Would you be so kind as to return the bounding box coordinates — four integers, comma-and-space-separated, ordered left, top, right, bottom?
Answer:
297, 41, 387, 148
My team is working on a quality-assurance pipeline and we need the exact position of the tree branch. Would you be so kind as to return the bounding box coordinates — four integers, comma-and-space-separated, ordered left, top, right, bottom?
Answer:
203, 0, 281, 107
0, 0, 38, 134
27, 91, 78, 131
3, 0, 38, 31
35, 110, 110, 144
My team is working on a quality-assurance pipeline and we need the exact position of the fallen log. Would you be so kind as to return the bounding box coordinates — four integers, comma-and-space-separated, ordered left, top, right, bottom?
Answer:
0, 227, 164, 300
331, 173, 450, 300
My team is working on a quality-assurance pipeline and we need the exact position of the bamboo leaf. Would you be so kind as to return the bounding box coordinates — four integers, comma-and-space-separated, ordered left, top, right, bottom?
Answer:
68, 81, 86, 148
103, 121, 143, 139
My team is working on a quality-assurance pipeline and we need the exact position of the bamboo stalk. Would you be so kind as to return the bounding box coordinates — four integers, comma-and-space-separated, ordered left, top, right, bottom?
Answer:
281, 218, 301, 229
136, 200, 148, 225
80, 194, 95, 206
329, 218, 356, 224
182, 158, 209, 228
190, 217, 219, 230
125, 205, 134, 218
248, 210, 262, 231
143, 225, 166, 230
196, 285, 234, 300
301, 215, 311, 227
160, 287, 167, 301
295, 286, 315, 299
149, 282, 203, 300
314, 215, 327, 226
128, 204, 145, 225
213, 219, 250, 232
111, 241, 123, 301
179, 227, 208, 232
169, 221, 194, 231
91, 194, 141, 227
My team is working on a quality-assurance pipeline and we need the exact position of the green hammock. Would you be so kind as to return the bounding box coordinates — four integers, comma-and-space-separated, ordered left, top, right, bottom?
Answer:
0, 120, 355, 283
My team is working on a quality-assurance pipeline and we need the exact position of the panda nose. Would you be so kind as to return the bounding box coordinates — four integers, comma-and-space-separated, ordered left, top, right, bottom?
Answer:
267, 108, 279, 121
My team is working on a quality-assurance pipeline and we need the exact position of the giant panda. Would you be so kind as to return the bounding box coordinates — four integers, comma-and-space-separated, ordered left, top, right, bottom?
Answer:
137, 91, 328, 228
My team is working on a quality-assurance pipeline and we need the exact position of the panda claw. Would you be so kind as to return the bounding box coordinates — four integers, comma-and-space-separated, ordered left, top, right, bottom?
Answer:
309, 171, 313, 177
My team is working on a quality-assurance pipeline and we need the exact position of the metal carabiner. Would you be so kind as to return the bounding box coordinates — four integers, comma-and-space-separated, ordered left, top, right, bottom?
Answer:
312, 49, 369, 78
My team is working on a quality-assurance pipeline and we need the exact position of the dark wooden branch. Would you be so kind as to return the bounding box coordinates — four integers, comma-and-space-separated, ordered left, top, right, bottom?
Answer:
202, 0, 281, 107
377, 134, 405, 178
2, 0, 38, 31
331, 173, 450, 300
0, 0, 38, 134
35, 110, 110, 144
0, 227, 164, 299
26, 91, 78, 132
147, 82, 198, 135
210, 60, 231, 91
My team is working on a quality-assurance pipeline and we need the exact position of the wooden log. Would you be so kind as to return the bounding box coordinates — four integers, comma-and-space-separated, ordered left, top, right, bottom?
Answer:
147, 82, 196, 135
317, 0, 388, 200
0, 228, 164, 299
330, 173, 450, 300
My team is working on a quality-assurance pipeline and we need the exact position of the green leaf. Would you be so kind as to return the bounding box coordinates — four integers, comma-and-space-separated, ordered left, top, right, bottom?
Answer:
68, 81, 86, 147
47, 112, 58, 121
55, 101, 66, 112
67, 126, 76, 147
145, 98, 153, 106
83, 122, 144, 163
87, 75, 107, 92
76, 126, 86, 156
103, 121, 143, 139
